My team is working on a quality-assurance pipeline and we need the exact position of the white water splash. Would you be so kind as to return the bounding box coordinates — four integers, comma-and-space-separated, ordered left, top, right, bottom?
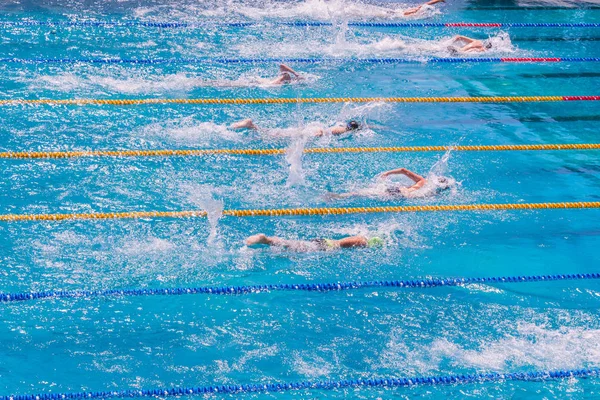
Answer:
186, 185, 224, 245
142, 117, 241, 145
133, 0, 442, 21
25, 71, 320, 94
417, 149, 458, 197
381, 322, 600, 373
285, 136, 308, 187
235, 31, 515, 58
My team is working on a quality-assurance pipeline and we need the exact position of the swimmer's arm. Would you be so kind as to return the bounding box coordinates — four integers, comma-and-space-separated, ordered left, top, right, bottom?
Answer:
279, 64, 301, 78
380, 168, 426, 188
461, 42, 484, 52
454, 35, 475, 44
403, 6, 421, 15
330, 125, 348, 135
426, 0, 445, 5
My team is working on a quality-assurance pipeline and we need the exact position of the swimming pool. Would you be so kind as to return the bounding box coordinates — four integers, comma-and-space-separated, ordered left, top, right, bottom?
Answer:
1, 0, 600, 398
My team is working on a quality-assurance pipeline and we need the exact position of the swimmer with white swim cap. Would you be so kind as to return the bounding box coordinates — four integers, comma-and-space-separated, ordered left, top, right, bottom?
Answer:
268, 64, 303, 85
447, 35, 493, 54
328, 168, 453, 200
403, 0, 445, 16
245, 233, 384, 251
231, 119, 362, 137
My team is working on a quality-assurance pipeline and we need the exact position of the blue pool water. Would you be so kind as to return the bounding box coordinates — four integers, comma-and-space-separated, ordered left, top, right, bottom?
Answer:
1, 0, 600, 397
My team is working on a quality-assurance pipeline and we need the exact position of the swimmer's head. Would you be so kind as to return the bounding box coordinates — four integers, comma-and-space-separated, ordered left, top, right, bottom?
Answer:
484, 41, 493, 50
346, 120, 361, 131
367, 237, 384, 248
435, 176, 454, 190
281, 72, 292, 82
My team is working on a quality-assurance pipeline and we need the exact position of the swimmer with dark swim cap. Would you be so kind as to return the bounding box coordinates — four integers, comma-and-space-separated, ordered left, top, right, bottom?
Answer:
245, 233, 384, 252
448, 35, 493, 54
327, 168, 454, 200
315, 120, 362, 136
231, 119, 362, 137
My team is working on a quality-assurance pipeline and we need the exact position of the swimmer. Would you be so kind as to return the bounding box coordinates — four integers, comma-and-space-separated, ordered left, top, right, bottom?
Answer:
231, 119, 362, 137
245, 233, 384, 251
269, 64, 303, 85
447, 35, 493, 54
327, 168, 452, 199
403, 0, 445, 16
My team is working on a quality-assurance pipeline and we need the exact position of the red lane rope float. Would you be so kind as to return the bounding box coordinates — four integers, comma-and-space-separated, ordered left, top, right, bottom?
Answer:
501, 58, 562, 62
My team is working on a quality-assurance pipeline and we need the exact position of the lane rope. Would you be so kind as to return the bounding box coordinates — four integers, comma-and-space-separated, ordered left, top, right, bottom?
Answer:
2, 202, 600, 222
1, 20, 599, 28
0, 95, 598, 106
1, 143, 599, 160
1, 272, 597, 303
2, 367, 598, 399
2, 57, 599, 64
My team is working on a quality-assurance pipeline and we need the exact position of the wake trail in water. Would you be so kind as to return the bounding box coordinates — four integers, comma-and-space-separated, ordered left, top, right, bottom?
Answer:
24, 71, 320, 94
381, 322, 600, 373
133, 0, 442, 22
235, 31, 515, 58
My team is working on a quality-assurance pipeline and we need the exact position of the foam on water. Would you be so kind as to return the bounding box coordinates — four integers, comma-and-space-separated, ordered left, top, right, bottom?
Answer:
142, 117, 242, 145
133, 0, 442, 22
235, 31, 516, 58
25, 70, 320, 94
233, 0, 441, 20
118, 237, 176, 256
380, 321, 600, 374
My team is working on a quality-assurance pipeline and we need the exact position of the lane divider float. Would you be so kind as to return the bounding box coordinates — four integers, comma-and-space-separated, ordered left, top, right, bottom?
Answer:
1, 20, 599, 28
1, 368, 597, 399
2, 57, 599, 64
0, 95, 599, 106
1, 202, 600, 222
1, 143, 599, 160
1, 272, 597, 303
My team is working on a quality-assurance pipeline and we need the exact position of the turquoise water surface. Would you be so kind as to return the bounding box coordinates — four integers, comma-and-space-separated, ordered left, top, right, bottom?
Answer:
1, 0, 600, 398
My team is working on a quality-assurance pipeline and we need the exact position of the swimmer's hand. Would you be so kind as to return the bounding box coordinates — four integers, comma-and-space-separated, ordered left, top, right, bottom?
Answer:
245, 233, 269, 246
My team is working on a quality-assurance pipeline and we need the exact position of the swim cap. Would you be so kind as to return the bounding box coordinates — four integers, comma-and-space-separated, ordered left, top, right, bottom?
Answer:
347, 120, 360, 131
435, 176, 454, 190
367, 237, 384, 248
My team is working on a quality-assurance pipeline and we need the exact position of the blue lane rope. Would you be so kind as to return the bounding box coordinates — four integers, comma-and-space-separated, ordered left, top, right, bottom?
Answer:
1, 57, 599, 65
3, 367, 598, 399
1, 21, 599, 28
1, 272, 597, 304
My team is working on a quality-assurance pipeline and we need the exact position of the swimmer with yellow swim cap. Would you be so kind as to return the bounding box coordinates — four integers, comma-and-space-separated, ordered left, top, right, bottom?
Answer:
245, 233, 384, 252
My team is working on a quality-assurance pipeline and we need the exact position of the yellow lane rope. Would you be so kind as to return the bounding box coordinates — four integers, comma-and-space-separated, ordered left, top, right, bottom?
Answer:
1, 144, 599, 160
2, 202, 599, 222
0, 96, 595, 106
